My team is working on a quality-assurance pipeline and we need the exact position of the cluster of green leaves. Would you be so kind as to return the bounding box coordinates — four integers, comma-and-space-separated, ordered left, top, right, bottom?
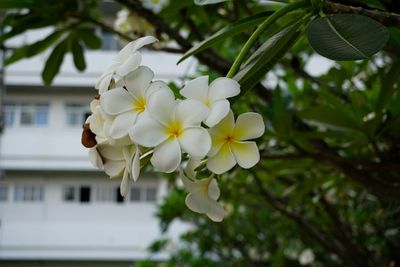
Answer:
1, 0, 400, 266
0, 0, 101, 84
135, 1, 399, 266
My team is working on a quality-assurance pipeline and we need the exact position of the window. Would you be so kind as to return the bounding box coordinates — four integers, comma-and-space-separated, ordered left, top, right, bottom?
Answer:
3, 102, 49, 127
14, 185, 44, 202
101, 31, 121, 51
130, 185, 158, 202
3, 103, 16, 127
20, 103, 49, 126
80, 187, 91, 203
62, 186, 91, 203
130, 188, 141, 202
145, 187, 157, 202
65, 103, 89, 126
96, 186, 124, 203
0, 184, 9, 202
63, 186, 77, 202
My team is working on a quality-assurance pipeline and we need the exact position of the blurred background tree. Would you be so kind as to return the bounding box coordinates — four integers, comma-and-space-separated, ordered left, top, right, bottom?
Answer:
1, 0, 399, 266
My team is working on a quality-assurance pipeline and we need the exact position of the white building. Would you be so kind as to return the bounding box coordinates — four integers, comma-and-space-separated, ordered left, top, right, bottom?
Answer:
0, 18, 195, 267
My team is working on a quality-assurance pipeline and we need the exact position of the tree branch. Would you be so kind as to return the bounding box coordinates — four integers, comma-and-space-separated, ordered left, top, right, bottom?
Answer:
115, 0, 231, 74
252, 172, 365, 267
324, 1, 400, 28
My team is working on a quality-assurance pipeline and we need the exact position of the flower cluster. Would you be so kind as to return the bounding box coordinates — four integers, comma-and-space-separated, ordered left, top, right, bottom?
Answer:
82, 36, 265, 222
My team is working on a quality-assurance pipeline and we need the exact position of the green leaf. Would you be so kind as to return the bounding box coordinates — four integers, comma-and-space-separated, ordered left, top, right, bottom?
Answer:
78, 29, 102, 49
0, 0, 34, 8
4, 46, 29, 66
5, 30, 65, 66
26, 30, 65, 57
233, 22, 303, 93
42, 40, 68, 85
71, 38, 86, 71
298, 106, 360, 131
308, 14, 389, 61
270, 87, 292, 138
194, 0, 228, 5
177, 11, 273, 64
375, 61, 400, 113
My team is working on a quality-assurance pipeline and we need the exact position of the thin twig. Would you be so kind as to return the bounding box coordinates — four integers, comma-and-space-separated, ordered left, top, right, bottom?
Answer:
324, 1, 400, 27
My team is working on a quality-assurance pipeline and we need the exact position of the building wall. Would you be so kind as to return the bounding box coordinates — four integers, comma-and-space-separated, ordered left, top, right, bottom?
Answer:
0, 169, 176, 261
0, 24, 191, 263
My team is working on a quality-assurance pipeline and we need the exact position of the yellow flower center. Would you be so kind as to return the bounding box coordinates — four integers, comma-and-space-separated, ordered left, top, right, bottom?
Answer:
202, 99, 211, 107
224, 135, 235, 144
133, 97, 146, 113
167, 121, 183, 138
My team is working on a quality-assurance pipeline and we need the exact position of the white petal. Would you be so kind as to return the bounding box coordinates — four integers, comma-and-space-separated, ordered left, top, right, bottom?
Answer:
120, 169, 131, 197
180, 76, 209, 101
204, 99, 230, 127
234, 112, 265, 140
115, 51, 141, 77
114, 36, 156, 64
179, 127, 211, 158
95, 71, 113, 94
109, 111, 138, 139
89, 147, 103, 169
208, 178, 220, 200
180, 171, 196, 192
151, 138, 181, 173
124, 66, 154, 98
231, 141, 260, 169
131, 146, 141, 181
208, 134, 226, 157
98, 145, 124, 160
147, 89, 176, 125
185, 192, 208, 214
208, 77, 240, 102
206, 200, 225, 222
100, 88, 133, 115
146, 81, 171, 99
185, 157, 202, 179
209, 110, 235, 137
130, 36, 157, 51
104, 160, 125, 177
176, 99, 209, 127
130, 117, 168, 147
206, 143, 236, 174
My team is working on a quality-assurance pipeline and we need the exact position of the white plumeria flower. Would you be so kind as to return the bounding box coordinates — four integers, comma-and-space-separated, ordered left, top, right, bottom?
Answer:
131, 89, 211, 173
207, 110, 265, 174
95, 36, 157, 94
89, 144, 141, 196
86, 99, 113, 144
100, 66, 169, 139
181, 159, 224, 222
180, 76, 240, 127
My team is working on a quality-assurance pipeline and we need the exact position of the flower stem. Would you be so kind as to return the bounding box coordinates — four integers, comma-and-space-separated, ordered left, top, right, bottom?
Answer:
140, 149, 154, 160
226, 0, 310, 78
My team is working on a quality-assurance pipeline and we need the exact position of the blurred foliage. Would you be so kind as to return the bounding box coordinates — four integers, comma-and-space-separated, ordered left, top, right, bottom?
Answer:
1, 0, 400, 266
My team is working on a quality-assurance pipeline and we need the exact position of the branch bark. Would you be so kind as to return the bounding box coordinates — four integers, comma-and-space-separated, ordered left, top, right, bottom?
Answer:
252, 172, 371, 267
324, 1, 400, 28
115, 0, 231, 74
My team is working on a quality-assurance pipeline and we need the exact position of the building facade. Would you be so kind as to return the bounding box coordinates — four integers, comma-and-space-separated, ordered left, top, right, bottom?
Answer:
0, 26, 194, 267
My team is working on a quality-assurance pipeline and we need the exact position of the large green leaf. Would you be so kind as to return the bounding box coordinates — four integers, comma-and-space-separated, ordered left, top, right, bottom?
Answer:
70, 37, 86, 71
5, 30, 65, 65
233, 22, 303, 93
177, 11, 273, 64
78, 28, 102, 49
42, 40, 68, 85
298, 106, 360, 131
308, 14, 389, 61
0, 0, 34, 8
